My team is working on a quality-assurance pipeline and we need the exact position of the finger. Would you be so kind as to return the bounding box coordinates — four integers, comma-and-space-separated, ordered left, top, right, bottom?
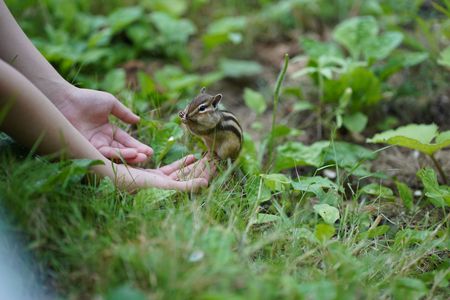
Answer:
159, 155, 197, 175
170, 178, 208, 192
114, 128, 153, 156
111, 98, 140, 124
124, 153, 149, 164
98, 146, 138, 160
170, 157, 216, 180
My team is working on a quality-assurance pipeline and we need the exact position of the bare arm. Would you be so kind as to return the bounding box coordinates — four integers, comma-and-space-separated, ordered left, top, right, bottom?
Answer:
0, 59, 210, 192
0, 1, 155, 163
0, 0, 71, 101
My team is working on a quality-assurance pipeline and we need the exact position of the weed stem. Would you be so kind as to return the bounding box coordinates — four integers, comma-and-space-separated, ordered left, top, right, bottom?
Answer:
430, 153, 447, 184
266, 53, 289, 171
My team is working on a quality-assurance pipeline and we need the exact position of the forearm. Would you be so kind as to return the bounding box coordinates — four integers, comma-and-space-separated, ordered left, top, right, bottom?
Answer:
0, 1, 72, 104
0, 59, 110, 176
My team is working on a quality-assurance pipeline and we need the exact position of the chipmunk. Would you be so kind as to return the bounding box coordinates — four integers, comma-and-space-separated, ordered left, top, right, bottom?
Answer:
179, 88, 243, 160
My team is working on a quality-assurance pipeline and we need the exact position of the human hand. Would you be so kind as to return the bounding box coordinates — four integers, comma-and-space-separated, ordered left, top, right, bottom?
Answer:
55, 87, 153, 164
112, 155, 215, 192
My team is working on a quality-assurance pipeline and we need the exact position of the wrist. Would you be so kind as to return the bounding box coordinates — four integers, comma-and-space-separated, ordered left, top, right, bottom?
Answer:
35, 77, 77, 108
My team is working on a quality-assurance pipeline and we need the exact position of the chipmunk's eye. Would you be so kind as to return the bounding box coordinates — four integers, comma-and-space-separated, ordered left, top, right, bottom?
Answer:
198, 104, 208, 112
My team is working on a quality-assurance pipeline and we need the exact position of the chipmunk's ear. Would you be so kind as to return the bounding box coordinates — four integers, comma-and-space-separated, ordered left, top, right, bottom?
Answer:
211, 94, 222, 108
200, 87, 206, 94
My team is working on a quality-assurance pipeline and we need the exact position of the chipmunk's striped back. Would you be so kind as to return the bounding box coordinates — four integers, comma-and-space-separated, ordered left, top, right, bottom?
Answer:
218, 110, 243, 145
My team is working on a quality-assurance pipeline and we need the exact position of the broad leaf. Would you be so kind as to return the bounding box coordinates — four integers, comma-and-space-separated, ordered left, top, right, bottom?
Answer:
219, 59, 263, 78
358, 183, 395, 200
324, 67, 382, 112
367, 124, 450, 155
261, 173, 291, 191
324, 141, 376, 168
333, 16, 378, 59
203, 16, 247, 49
358, 225, 390, 240
315, 223, 335, 242
437, 46, 450, 68
417, 168, 450, 207
392, 277, 428, 300
343, 112, 368, 133
292, 176, 341, 195
301, 38, 343, 60
102, 68, 126, 93
143, 0, 187, 16
275, 141, 330, 171
364, 31, 403, 60
243, 88, 267, 114
108, 7, 144, 33
313, 204, 340, 224
252, 213, 281, 225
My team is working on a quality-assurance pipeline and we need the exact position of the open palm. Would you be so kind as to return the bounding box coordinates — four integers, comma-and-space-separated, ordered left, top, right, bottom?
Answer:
58, 87, 153, 164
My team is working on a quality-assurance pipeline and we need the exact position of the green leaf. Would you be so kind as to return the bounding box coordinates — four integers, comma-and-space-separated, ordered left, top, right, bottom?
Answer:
378, 51, 429, 80
252, 213, 281, 225
149, 12, 197, 56
292, 101, 314, 112
143, 0, 187, 16
358, 183, 395, 200
244, 176, 271, 202
395, 51, 429, 67
219, 59, 263, 78
343, 112, 368, 133
260, 173, 291, 191
203, 17, 247, 49
150, 121, 184, 164
108, 7, 143, 33
275, 141, 330, 171
364, 31, 403, 60
333, 16, 378, 59
315, 223, 335, 242
134, 188, 177, 211
395, 181, 414, 210
126, 24, 152, 46
324, 67, 382, 112
324, 141, 376, 169
333, 17, 402, 61
417, 168, 450, 207
358, 225, 390, 240
367, 124, 450, 155
297, 280, 337, 300
272, 124, 302, 138
437, 46, 450, 68
243, 88, 267, 114
301, 38, 343, 60
106, 284, 146, 300
292, 176, 341, 195
240, 133, 261, 175
394, 229, 434, 248
392, 277, 427, 300
313, 204, 340, 224
102, 68, 126, 93
36, 159, 103, 193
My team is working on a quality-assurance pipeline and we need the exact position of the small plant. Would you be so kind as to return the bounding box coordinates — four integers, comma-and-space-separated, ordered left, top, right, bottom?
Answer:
368, 124, 450, 184
292, 15, 428, 134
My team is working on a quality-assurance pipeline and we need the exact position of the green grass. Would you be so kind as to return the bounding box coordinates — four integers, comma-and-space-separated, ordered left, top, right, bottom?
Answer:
2, 0, 450, 299
1, 143, 448, 299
